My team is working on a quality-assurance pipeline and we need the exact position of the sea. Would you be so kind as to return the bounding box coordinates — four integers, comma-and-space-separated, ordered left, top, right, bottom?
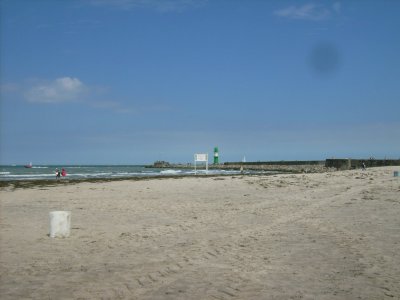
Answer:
0, 165, 248, 181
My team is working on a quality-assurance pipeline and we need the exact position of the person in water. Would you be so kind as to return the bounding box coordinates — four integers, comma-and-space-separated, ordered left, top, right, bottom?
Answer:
55, 169, 61, 179
61, 168, 67, 177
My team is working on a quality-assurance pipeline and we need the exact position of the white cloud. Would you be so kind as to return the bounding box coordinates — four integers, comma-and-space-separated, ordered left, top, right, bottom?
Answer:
25, 77, 86, 103
4, 76, 166, 115
88, 0, 206, 12
274, 3, 333, 21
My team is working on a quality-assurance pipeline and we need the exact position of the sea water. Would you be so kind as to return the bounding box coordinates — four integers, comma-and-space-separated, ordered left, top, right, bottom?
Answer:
0, 165, 246, 181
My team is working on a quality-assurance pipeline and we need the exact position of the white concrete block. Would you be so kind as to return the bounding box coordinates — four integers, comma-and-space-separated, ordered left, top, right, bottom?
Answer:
49, 211, 71, 238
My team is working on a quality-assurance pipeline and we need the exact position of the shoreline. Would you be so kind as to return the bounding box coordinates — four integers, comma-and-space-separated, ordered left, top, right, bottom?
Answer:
0, 172, 278, 190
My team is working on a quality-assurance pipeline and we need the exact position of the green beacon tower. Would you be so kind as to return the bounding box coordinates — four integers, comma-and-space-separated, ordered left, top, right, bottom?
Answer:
213, 147, 219, 164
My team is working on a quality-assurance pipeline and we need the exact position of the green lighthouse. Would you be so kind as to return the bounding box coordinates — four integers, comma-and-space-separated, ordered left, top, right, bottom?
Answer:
213, 147, 219, 164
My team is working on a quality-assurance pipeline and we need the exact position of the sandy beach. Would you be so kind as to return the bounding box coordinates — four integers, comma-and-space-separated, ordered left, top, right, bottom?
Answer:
0, 167, 399, 299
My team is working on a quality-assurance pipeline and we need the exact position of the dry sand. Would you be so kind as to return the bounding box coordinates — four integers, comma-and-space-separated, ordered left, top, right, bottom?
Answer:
1, 167, 399, 299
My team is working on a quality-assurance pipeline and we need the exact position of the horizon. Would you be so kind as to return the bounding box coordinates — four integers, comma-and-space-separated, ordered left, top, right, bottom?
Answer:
1, 0, 399, 165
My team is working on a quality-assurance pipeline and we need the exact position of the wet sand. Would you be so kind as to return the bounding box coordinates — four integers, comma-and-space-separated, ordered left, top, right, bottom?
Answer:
1, 167, 399, 299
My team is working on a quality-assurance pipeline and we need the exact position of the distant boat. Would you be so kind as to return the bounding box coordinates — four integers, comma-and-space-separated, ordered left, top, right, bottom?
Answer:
24, 162, 33, 168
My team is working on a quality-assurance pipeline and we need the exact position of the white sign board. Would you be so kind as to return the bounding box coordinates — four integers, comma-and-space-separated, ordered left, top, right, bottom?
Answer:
195, 153, 208, 162
194, 153, 208, 174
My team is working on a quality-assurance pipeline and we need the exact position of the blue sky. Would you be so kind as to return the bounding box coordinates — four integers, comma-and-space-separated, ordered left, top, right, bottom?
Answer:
1, 0, 399, 165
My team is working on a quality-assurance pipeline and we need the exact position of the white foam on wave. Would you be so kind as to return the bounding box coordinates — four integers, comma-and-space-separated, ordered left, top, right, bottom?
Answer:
3, 174, 54, 178
0, 172, 11, 175
32, 166, 48, 169
111, 172, 155, 177
72, 172, 113, 177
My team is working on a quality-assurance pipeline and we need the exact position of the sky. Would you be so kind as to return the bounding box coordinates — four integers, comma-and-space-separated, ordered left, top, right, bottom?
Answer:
1, 0, 399, 165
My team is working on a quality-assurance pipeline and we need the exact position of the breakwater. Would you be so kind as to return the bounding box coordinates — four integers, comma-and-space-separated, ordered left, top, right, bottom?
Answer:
151, 160, 329, 173
222, 160, 327, 173
150, 158, 400, 173
325, 158, 400, 170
